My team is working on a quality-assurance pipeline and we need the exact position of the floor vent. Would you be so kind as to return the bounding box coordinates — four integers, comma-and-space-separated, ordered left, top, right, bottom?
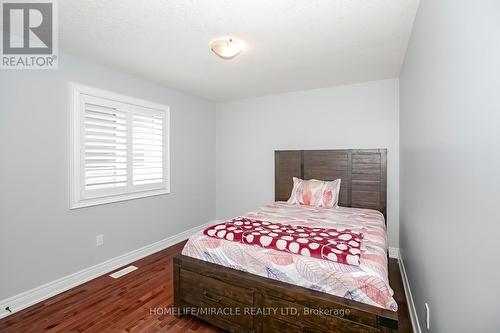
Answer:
109, 265, 138, 279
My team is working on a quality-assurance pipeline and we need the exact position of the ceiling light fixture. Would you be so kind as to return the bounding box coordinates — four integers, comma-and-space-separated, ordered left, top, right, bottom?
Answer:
210, 38, 244, 59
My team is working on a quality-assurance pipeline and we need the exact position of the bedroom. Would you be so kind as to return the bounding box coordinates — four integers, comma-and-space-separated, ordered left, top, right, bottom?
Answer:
0, 1, 498, 332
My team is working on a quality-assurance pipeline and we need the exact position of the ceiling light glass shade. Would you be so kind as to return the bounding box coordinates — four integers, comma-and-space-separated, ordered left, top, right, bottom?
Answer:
210, 38, 243, 59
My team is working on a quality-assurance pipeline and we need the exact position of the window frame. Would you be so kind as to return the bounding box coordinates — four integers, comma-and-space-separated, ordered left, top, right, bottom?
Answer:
69, 83, 170, 209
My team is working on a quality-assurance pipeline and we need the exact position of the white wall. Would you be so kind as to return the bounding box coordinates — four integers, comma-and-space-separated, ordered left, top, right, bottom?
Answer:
399, 1, 500, 332
0, 54, 216, 300
216, 79, 400, 246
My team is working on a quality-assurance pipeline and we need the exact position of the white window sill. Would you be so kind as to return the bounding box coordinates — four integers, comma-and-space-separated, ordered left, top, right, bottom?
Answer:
70, 188, 170, 209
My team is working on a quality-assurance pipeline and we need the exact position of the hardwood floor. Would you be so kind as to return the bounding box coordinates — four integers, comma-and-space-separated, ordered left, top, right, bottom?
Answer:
0, 242, 411, 332
388, 258, 412, 333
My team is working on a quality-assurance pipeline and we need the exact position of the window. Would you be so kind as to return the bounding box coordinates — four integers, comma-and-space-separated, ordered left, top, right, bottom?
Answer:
70, 84, 170, 208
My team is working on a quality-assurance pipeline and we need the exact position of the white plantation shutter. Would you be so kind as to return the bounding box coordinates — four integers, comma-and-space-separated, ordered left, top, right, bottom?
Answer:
83, 96, 128, 196
71, 84, 169, 208
132, 111, 165, 187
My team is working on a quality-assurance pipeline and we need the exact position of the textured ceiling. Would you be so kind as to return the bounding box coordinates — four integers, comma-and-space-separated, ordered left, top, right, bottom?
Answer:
60, 0, 419, 101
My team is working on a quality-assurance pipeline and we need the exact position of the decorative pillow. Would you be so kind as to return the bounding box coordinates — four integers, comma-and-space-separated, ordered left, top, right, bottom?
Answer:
287, 177, 324, 206
321, 178, 341, 208
287, 177, 341, 208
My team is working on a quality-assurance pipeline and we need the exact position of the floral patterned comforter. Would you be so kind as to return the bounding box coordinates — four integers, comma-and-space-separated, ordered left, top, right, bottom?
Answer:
182, 202, 397, 311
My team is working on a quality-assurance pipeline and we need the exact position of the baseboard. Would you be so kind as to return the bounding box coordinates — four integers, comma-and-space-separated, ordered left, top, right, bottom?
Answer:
398, 250, 422, 333
388, 246, 399, 259
0, 220, 216, 319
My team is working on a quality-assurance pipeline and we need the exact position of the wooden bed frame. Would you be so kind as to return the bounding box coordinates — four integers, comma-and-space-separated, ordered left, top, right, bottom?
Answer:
174, 149, 397, 332
274, 149, 387, 220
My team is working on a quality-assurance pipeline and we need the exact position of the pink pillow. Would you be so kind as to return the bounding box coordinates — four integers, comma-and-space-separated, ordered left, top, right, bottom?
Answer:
287, 177, 341, 208
321, 178, 341, 208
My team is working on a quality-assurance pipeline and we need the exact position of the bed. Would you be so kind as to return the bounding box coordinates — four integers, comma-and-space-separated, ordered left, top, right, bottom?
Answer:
174, 149, 399, 332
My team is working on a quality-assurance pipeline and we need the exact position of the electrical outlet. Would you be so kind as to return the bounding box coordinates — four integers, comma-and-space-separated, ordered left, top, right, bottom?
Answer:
96, 234, 104, 247
425, 303, 430, 330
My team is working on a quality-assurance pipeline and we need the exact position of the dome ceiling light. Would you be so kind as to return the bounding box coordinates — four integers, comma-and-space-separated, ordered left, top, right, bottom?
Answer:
210, 38, 244, 59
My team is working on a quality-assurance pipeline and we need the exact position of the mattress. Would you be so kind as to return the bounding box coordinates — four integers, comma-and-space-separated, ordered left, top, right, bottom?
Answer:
182, 202, 397, 311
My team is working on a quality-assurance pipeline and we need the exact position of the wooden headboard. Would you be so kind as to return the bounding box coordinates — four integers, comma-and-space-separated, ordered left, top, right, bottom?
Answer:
275, 149, 387, 219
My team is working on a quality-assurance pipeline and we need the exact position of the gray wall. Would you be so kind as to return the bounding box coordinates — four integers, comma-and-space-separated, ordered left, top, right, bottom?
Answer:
216, 79, 400, 247
0, 54, 216, 299
399, 1, 500, 332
